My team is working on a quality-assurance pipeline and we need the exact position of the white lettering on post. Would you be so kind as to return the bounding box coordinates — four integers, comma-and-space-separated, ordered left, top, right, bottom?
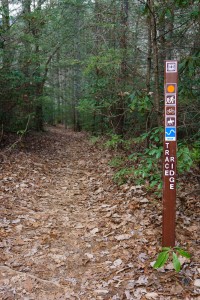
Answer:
164, 143, 175, 189
165, 150, 170, 155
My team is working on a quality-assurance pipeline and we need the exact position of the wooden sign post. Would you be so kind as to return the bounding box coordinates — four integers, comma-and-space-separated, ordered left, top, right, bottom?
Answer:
162, 60, 178, 247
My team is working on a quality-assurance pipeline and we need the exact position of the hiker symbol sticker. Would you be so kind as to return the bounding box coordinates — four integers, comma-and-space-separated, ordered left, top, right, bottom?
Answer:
165, 94, 176, 105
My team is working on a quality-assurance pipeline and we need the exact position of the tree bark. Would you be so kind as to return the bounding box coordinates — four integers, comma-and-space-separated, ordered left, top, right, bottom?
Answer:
115, 0, 129, 136
2, 0, 10, 69
72, 1, 83, 132
1, 0, 12, 128
149, 0, 161, 127
146, 6, 152, 146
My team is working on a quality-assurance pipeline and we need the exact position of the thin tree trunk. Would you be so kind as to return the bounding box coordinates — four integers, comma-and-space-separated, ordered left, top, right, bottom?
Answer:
166, 4, 174, 60
1, 0, 11, 126
33, 1, 44, 131
22, 0, 32, 115
72, 1, 82, 132
115, 0, 129, 136
146, 7, 152, 146
2, 0, 10, 69
149, 0, 161, 127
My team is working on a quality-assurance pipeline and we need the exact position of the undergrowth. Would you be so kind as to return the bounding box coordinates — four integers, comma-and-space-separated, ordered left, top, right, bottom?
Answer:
105, 127, 200, 193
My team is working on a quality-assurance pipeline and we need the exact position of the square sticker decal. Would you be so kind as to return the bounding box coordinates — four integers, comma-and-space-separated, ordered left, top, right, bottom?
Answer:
166, 117, 176, 127
165, 94, 176, 105
165, 127, 176, 141
165, 106, 176, 115
166, 61, 177, 73
166, 83, 176, 94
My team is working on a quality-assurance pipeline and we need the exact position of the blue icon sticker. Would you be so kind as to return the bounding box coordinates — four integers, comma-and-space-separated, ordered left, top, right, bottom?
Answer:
165, 127, 176, 141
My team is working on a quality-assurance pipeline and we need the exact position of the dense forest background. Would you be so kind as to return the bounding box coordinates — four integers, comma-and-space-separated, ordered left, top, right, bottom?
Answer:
0, 0, 199, 133
1, 0, 200, 183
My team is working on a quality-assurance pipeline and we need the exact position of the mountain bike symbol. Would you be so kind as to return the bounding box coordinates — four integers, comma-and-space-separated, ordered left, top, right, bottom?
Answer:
166, 108, 175, 114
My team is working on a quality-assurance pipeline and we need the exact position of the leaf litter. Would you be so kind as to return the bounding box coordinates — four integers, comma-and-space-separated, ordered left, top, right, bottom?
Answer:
0, 126, 199, 299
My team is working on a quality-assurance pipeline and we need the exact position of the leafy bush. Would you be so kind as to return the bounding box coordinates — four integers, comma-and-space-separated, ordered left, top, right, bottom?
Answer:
191, 140, 200, 166
104, 134, 124, 150
109, 127, 199, 192
177, 144, 193, 173
113, 167, 133, 185
109, 156, 124, 168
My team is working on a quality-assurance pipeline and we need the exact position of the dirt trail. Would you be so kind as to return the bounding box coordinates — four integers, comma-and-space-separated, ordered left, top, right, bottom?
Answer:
0, 127, 199, 299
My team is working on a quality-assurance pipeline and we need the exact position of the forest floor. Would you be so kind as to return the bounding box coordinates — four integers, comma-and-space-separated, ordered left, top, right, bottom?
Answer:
0, 126, 199, 300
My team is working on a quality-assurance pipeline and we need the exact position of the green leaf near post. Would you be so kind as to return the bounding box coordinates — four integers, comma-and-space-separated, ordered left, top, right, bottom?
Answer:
173, 252, 181, 272
153, 251, 169, 269
174, 247, 191, 259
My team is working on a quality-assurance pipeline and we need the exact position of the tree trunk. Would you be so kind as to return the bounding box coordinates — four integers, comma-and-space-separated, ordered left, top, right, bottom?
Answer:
1, 0, 11, 127
72, 1, 82, 132
115, 0, 129, 136
146, 6, 152, 146
2, 0, 10, 69
149, 0, 161, 127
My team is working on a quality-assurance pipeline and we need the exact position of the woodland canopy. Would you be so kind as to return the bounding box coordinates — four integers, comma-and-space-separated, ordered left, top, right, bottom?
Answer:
0, 0, 199, 137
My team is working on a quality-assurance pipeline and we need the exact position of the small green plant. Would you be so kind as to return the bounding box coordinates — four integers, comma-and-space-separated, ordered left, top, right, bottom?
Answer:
153, 246, 191, 272
109, 156, 124, 168
113, 167, 132, 185
104, 134, 124, 149
89, 136, 100, 145
17, 129, 26, 136
177, 144, 193, 173
191, 140, 200, 165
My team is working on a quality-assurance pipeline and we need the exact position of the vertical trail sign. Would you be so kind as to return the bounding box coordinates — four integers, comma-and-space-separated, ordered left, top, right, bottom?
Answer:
162, 60, 178, 247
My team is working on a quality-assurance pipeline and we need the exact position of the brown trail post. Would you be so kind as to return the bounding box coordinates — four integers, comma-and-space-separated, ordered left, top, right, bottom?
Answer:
162, 60, 178, 247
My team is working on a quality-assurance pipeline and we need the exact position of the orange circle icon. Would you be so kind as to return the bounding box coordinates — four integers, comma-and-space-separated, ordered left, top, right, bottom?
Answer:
167, 84, 175, 93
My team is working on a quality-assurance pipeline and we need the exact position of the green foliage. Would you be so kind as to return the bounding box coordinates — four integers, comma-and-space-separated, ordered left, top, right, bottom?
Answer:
177, 140, 200, 174
17, 129, 26, 136
110, 127, 199, 192
134, 127, 164, 144
78, 98, 97, 114
175, 246, 191, 259
104, 134, 124, 150
177, 144, 193, 173
153, 250, 169, 269
128, 145, 163, 190
191, 140, 200, 165
1, 0, 199, 140
129, 92, 152, 115
42, 96, 55, 124
89, 136, 100, 145
77, 98, 98, 132
109, 156, 124, 168
153, 247, 191, 272
113, 167, 132, 185
84, 49, 121, 76
111, 128, 163, 189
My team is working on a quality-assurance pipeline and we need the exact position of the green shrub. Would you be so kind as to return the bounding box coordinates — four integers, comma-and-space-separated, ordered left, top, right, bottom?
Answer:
110, 128, 199, 192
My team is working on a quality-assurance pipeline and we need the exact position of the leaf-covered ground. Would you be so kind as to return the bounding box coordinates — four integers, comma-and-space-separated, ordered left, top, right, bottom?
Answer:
0, 127, 199, 300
